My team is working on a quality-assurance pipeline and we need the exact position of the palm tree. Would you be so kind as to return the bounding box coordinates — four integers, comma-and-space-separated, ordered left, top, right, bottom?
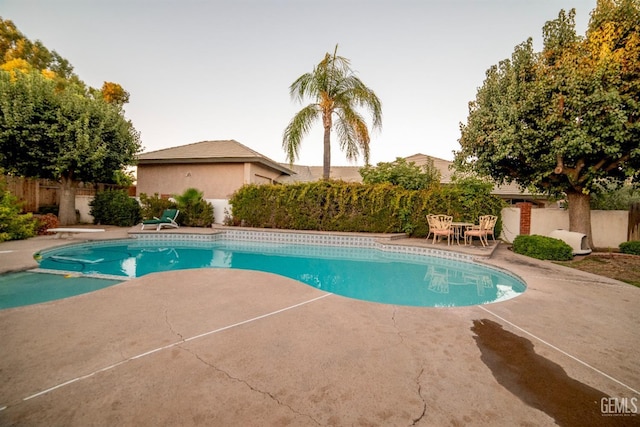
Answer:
283, 45, 382, 180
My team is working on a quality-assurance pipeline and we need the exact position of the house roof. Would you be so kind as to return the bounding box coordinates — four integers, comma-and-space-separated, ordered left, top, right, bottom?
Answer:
137, 140, 294, 175
277, 165, 363, 183
402, 153, 454, 183
404, 153, 544, 199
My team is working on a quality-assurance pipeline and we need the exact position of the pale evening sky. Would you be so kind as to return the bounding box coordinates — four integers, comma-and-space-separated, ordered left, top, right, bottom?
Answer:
1, 0, 596, 167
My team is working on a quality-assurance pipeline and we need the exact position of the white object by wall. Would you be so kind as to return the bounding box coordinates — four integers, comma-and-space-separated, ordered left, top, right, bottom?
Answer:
548, 229, 592, 255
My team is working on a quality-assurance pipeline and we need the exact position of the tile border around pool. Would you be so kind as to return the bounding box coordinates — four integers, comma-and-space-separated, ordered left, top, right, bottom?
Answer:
128, 230, 528, 290
130, 229, 475, 262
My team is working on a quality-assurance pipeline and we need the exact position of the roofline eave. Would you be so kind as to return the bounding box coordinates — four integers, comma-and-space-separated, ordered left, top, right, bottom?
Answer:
136, 157, 294, 176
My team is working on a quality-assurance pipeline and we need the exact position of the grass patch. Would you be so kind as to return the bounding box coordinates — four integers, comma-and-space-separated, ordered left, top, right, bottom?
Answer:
555, 254, 640, 287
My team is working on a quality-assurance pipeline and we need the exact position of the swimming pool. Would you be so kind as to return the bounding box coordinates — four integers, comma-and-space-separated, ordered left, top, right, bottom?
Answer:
25, 237, 526, 308
0, 271, 120, 310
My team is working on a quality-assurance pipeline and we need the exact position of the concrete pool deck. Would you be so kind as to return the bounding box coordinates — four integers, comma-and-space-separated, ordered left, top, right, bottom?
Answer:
0, 226, 638, 426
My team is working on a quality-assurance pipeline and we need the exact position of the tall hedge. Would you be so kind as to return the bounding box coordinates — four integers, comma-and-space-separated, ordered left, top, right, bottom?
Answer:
90, 189, 141, 226
228, 181, 504, 237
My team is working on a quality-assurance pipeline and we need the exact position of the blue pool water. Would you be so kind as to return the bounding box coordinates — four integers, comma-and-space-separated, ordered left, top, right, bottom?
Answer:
0, 271, 120, 310
5, 239, 526, 309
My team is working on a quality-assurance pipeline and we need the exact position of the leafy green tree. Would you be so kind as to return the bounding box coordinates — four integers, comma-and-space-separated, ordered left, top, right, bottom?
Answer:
2, 17, 130, 106
0, 18, 141, 225
283, 45, 382, 179
113, 169, 135, 187
360, 157, 441, 190
0, 69, 141, 225
0, 17, 77, 83
455, 0, 640, 247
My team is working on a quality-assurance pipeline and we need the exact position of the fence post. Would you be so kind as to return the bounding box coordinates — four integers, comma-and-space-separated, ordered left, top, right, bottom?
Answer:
35, 178, 40, 213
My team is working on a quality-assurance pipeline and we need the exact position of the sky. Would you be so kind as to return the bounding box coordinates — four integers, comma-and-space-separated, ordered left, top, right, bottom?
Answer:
1, 0, 597, 167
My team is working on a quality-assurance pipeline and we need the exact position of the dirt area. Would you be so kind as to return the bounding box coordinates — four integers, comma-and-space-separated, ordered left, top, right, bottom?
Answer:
555, 253, 640, 287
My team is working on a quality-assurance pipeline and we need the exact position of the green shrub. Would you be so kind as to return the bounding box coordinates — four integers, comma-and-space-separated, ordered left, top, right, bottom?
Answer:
512, 235, 573, 261
619, 241, 640, 256
228, 180, 504, 237
590, 182, 640, 210
90, 189, 141, 226
174, 188, 214, 227
360, 157, 441, 190
0, 186, 37, 242
139, 193, 177, 220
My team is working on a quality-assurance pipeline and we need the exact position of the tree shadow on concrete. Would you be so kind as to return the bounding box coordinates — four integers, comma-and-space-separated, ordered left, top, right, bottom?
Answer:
472, 319, 634, 426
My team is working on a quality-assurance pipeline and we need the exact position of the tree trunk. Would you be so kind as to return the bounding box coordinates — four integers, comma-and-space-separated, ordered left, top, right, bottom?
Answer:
566, 189, 593, 249
58, 175, 78, 226
323, 124, 331, 180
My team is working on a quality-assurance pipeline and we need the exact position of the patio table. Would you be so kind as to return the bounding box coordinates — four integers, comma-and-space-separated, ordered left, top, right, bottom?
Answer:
451, 222, 474, 245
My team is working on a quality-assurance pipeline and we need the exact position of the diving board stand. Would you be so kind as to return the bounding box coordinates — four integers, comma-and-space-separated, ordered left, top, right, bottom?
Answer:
47, 228, 106, 239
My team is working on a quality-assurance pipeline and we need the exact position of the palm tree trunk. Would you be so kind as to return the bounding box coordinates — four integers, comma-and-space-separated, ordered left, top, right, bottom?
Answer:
323, 123, 331, 180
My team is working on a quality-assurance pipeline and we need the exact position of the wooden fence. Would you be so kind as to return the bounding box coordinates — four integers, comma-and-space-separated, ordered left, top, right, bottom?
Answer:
4, 175, 134, 213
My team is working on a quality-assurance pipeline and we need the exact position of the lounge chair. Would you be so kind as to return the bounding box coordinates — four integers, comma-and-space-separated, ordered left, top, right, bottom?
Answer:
428, 214, 454, 245
141, 209, 180, 231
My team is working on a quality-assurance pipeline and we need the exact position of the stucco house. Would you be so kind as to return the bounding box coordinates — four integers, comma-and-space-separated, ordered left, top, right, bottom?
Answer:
136, 140, 295, 223
136, 139, 543, 224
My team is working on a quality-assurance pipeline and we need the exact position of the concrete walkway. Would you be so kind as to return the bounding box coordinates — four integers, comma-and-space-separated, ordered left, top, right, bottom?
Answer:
0, 227, 638, 426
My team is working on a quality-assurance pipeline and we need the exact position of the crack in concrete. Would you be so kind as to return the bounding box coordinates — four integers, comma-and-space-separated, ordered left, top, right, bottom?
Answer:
164, 309, 184, 340
392, 308, 428, 425
391, 307, 407, 345
410, 368, 427, 426
180, 346, 322, 426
